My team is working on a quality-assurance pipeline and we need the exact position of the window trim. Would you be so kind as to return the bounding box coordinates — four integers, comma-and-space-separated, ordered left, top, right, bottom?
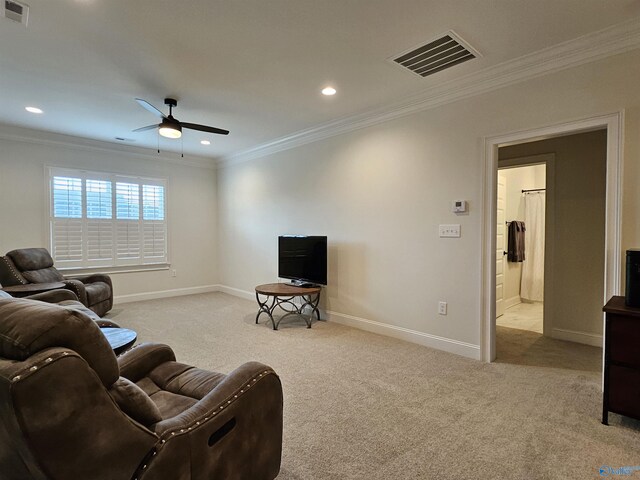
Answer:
48, 167, 169, 269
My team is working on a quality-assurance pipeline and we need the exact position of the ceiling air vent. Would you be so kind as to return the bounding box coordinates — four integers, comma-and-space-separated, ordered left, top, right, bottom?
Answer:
2, 0, 29, 26
391, 31, 479, 78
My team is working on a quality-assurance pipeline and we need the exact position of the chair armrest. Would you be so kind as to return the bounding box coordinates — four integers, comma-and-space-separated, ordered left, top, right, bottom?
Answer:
24, 289, 79, 303
138, 362, 283, 480
62, 279, 88, 306
153, 361, 281, 436
118, 343, 176, 383
71, 273, 113, 288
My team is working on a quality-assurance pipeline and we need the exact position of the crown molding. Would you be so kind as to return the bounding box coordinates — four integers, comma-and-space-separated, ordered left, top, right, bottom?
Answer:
220, 18, 640, 168
0, 124, 219, 170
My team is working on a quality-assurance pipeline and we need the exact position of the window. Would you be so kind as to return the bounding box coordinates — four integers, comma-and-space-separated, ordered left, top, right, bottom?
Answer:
49, 168, 167, 268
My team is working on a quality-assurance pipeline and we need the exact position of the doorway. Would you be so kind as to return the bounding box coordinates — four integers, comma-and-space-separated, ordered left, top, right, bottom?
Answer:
496, 162, 547, 335
481, 113, 622, 363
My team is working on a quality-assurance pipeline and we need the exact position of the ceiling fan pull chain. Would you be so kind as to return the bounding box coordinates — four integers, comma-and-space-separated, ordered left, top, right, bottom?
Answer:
157, 131, 160, 154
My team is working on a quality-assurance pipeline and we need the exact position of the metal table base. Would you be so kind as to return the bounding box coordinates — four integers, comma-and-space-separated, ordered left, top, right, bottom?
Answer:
255, 291, 321, 330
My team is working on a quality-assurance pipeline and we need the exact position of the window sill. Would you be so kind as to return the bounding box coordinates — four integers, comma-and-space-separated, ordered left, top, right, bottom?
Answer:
59, 264, 170, 276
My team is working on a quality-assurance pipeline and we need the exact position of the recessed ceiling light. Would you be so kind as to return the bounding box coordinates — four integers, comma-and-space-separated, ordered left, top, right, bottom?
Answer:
200, 140, 211, 145
321, 86, 337, 96
25, 106, 43, 114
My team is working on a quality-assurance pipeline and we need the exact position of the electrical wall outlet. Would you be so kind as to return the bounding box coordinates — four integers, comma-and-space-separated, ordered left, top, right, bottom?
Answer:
171, 269, 177, 277
438, 301, 448, 315
439, 224, 461, 238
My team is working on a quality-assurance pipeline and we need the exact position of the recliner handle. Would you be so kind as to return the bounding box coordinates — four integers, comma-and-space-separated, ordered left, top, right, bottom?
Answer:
208, 418, 236, 447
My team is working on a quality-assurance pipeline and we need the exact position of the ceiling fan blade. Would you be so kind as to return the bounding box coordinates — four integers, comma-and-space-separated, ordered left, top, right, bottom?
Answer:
181, 122, 230, 135
132, 124, 159, 132
135, 98, 167, 119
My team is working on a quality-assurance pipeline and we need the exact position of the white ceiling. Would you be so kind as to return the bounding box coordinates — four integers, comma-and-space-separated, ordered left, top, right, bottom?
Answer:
1, 0, 639, 160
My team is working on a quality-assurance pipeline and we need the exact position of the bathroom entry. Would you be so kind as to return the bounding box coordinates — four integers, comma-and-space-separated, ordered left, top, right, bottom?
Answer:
496, 163, 546, 334
486, 126, 613, 362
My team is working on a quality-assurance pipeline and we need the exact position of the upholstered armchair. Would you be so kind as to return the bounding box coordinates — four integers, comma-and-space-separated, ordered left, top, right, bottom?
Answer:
0, 288, 120, 328
0, 247, 113, 316
0, 297, 283, 480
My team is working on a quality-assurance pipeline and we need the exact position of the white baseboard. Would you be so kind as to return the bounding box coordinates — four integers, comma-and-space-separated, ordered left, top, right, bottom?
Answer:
504, 296, 521, 309
551, 328, 603, 347
325, 310, 481, 360
114, 285, 220, 304
215, 284, 255, 301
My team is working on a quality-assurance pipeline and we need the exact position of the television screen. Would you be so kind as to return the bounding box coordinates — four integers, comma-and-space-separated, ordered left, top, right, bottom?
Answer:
278, 236, 327, 286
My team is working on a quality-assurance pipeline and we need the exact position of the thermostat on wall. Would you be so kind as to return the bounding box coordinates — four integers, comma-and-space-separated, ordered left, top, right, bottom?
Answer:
452, 200, 467, 213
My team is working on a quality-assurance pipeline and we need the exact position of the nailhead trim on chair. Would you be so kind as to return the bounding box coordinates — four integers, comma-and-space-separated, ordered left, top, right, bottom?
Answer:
64, 281, 82, 301
1, 256, 27, 285
11, 351, 72, 383
131, 369, 277, 480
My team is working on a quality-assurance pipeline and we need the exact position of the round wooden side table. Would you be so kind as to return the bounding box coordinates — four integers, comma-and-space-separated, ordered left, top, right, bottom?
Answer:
255, 283, 321, 330
101, 327, 137, 355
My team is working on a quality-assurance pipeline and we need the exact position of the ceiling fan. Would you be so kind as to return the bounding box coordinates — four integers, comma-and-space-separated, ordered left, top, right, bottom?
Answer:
133, 98, 230, 139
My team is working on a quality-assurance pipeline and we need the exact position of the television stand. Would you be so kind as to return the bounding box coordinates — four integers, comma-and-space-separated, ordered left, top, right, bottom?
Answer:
255, 283, 321, 330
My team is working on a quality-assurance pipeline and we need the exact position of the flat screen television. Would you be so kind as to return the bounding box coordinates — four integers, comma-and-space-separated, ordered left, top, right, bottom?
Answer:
278, 235, 327, 286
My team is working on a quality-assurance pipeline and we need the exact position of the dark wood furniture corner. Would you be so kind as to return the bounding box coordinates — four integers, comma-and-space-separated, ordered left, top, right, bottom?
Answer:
255, 283, 321, 330
602, 296, 640, 425
1, 282, 66, 298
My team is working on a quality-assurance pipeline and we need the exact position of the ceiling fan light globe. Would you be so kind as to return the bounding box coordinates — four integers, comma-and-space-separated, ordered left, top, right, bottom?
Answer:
159, 125, 182, 139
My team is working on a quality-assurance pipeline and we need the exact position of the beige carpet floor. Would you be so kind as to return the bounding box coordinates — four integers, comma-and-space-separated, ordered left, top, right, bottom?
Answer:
108, 293, 640, 480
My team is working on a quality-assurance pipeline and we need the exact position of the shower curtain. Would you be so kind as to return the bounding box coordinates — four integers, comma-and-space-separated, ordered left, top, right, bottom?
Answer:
520, 192, 545, 302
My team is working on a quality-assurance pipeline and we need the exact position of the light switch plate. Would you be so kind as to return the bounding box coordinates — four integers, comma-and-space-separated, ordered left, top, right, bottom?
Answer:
439, 224, 461, 238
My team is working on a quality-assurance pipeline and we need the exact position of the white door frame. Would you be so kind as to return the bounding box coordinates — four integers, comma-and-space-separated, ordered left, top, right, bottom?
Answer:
480, 112, 624, 362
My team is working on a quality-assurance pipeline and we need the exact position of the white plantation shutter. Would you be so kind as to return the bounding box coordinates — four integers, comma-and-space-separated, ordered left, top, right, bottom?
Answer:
53, 177, 82, 218
52, 219, 83, 264
143, 222, 166, 260
142, 185, 164, 220
115, 181, 141, 264
87, 220, 114, 264
52, 176, 83, 267
86, 179, 113, 265
117, 221, 141, 262
116, 182, 140, 220
86, 179, 112, 219
142, 185, 166, 261
49, 168, 167, 268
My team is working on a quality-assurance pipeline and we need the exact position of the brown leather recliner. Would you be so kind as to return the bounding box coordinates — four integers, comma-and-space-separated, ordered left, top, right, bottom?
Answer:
0, 298, 283, 480
0, 247, 113, 316
0, 288, 120, 328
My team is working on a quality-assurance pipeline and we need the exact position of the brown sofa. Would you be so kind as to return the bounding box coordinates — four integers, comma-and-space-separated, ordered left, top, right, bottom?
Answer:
0, 247, 113, 316
0, 297, 283, 480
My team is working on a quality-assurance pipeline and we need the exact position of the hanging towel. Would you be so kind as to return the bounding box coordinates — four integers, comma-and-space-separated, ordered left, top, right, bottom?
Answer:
507, 221, 526, 262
